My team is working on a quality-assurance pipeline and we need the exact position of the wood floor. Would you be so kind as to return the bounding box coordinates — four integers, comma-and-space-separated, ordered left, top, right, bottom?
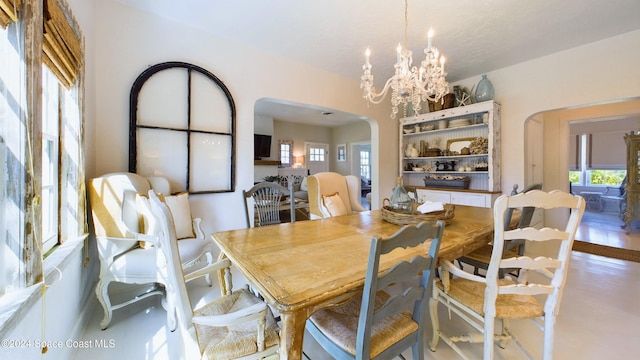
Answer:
576, 208, 640, 251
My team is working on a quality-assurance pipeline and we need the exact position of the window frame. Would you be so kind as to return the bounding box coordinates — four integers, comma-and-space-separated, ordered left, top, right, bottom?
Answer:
129, 61, 236, 194
569, 133, 627, 187
41, 65, 61, 254
309, 146, 325, 162
360, 149, 371, 180
0, 0, 86, 292
279, 140, 293, 167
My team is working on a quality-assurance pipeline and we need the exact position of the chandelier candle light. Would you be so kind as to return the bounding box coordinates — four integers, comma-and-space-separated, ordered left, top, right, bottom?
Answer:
361, 0, 449, 119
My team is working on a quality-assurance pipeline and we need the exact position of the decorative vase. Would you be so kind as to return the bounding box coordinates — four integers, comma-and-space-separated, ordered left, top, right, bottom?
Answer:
389, 177, 413, 214
410, 145, 420, 158
474, 74, 494, 102
405, 144, 415, 158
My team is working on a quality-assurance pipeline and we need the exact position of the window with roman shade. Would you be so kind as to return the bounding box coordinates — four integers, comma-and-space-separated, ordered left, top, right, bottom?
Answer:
1, 0, 86, 294
42, 0, 81, 88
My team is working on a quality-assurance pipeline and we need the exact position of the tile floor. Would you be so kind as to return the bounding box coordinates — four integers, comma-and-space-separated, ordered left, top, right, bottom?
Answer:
73, 246, 640, 360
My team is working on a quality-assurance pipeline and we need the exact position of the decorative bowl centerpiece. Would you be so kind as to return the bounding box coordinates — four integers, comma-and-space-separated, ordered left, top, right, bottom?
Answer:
382, 199, 455, 226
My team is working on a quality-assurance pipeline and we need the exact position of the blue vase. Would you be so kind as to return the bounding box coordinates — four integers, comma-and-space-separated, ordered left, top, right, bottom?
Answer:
474, 74, 494, 102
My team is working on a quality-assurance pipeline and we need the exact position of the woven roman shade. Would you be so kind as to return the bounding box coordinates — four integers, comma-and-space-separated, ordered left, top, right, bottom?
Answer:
0, 0, 20, 28
43, 0, 81, 88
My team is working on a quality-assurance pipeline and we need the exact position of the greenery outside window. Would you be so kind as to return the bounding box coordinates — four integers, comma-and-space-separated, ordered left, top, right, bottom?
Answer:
569, 132, 626, 187
570, 169, 626, 186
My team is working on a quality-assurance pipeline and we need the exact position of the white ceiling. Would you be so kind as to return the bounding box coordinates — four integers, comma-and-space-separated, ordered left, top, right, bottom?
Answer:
117, 0, 640, 126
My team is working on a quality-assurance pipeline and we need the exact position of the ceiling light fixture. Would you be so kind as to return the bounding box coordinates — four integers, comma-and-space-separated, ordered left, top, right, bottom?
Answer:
360, 0, 449, 119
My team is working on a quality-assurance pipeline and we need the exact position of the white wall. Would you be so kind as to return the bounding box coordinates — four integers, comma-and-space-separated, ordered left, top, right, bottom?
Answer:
273, 120, 333, 163
451, 30, 640, 192
331, 121, 372, 177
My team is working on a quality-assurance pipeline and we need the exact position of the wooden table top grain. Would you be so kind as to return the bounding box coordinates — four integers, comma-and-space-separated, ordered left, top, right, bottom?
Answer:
211, 205, 510, 359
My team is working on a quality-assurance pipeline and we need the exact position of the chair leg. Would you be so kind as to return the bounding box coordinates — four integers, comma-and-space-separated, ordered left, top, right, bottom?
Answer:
497, 319, 512, 349
413, 332, 425, 360
95, 279, 112, 330
543, 313, 556, 360
165, 288, 177, 332
428, 295, 441, 351
217, 252, 231, 295
204, 251, 213, 287
483, 313, 496, 360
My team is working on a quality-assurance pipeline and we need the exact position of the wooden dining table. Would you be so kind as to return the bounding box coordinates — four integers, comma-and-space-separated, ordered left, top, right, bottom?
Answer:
211, 205, 512, 359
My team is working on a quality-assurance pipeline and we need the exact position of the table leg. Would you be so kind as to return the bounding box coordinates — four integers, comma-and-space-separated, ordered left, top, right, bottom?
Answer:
279, 309, 307, 360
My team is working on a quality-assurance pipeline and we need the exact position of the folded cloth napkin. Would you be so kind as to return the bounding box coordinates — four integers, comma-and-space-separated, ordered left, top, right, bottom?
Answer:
417, 201, 445, 214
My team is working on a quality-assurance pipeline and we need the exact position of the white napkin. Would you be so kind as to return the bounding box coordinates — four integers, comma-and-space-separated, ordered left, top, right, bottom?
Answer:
417, 201, 445, 214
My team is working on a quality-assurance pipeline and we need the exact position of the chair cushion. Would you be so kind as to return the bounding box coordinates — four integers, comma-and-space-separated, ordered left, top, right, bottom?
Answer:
436, 278, 544, 319
322, 192, 348, 217
195, 288, 280, 360
309, 291, 418, 358
109, 247, 160, 277
162, 192, 196, 239
300, 176, 308, 191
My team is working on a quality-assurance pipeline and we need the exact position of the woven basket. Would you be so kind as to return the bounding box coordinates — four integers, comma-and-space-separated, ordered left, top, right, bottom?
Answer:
381, 200, 455, 226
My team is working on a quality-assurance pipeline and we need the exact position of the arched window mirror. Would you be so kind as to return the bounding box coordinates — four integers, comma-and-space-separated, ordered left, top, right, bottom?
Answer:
129, 62, 236, 193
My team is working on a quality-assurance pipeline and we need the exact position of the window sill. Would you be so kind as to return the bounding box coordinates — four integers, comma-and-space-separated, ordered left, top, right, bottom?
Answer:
0, 234, 88, 338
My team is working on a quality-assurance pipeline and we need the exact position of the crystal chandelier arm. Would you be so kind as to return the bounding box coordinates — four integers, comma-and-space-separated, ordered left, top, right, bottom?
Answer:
362, 76, 396, 104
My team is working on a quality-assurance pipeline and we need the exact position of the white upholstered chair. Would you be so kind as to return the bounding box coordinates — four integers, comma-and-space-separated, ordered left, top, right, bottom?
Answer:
429, 190, 585, 360
148, 191, 280, 360
305, 221, 444, 359
307, 172, 367, 219
88, 172, 215, 329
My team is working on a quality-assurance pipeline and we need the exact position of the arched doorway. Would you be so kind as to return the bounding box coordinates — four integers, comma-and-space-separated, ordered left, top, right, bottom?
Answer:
524, 97, 640, 254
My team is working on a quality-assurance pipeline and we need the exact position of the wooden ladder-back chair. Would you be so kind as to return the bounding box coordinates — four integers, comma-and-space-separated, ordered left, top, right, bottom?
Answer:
429, 190, 585, 360
457, 183, 542, 278
305, 221, 445, 360
149, 191, 280, 360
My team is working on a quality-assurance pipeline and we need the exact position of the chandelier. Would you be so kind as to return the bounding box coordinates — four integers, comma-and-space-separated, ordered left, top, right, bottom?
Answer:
360, 0, 449, 119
